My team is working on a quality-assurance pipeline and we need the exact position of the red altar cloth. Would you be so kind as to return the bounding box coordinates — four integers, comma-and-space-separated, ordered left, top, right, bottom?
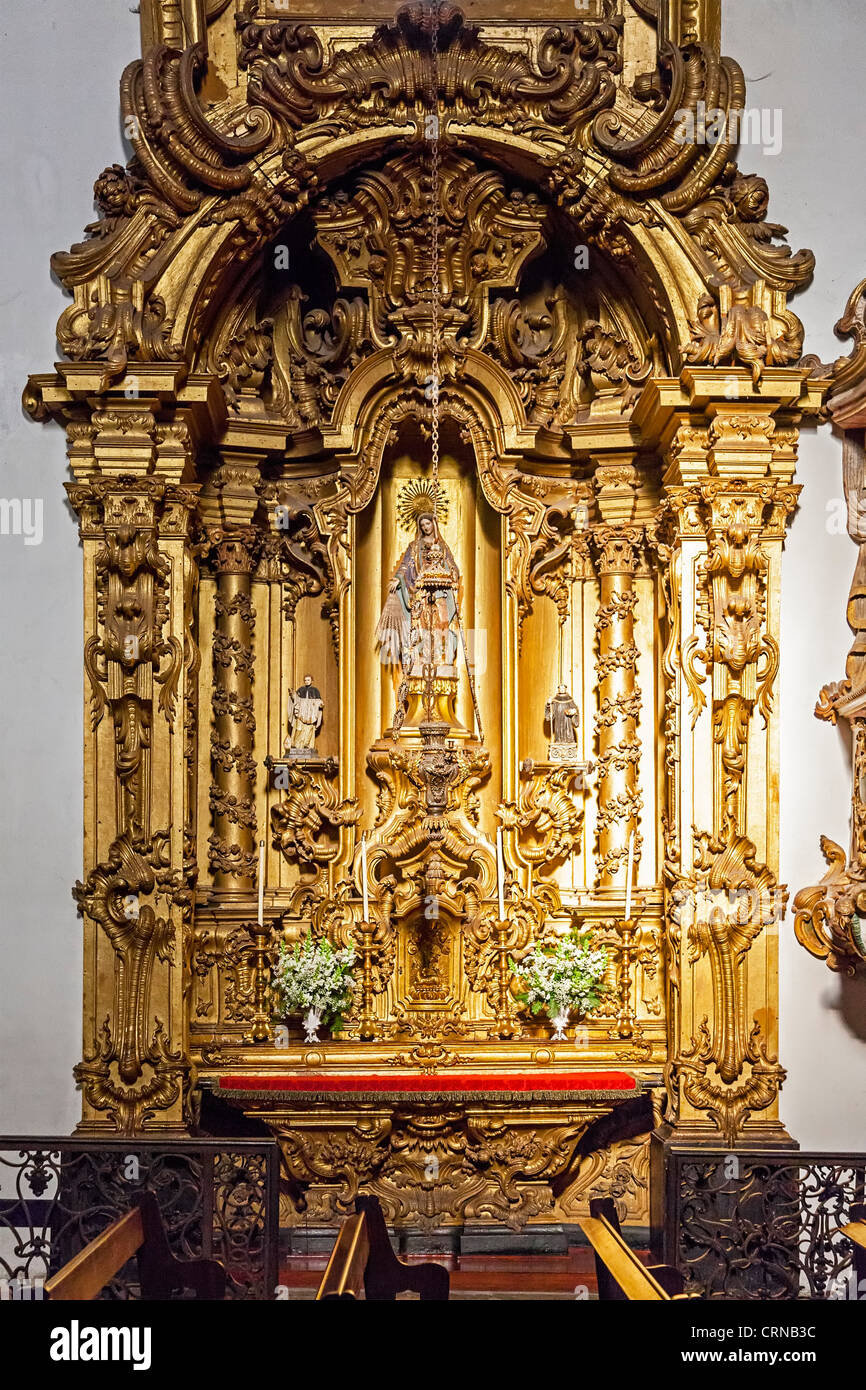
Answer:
214, 1072, 639, 1102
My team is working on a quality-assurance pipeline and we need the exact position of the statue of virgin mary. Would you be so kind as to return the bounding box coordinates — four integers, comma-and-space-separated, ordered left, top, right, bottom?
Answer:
376, 492, 461, 678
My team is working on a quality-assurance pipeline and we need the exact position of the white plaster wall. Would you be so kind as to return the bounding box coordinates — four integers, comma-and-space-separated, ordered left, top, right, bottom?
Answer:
0, 1, 141, 1133
0, 1, 864, 1147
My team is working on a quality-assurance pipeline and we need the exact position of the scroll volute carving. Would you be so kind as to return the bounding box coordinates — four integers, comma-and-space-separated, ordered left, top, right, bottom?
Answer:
260, 489, 336, 625
73, 832, 191, 1133
794, 835, 866, 977
506, 761, 588, 877
660, 469, 799, 1139
683, 284, 803, 384
218, 317, 283, 412
313, 152, 547, 381
668, 829, 786, 1144
238, 6, 623, 135
274, 287, 373, 427
36, 0, 816, 397
488, 282, 654, 429
526, 501, 587, 624
270, 759, 360, 874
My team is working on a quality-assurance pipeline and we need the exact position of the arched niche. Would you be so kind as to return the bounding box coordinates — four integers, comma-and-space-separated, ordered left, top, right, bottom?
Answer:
354, 415, 502, 800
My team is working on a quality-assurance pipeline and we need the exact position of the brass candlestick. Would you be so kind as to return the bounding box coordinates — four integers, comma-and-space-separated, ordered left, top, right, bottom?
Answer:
356, 917, 376, 1041
244, 920, 273, 1045
614, 895, 645, 1041
496, 917, 516, 1039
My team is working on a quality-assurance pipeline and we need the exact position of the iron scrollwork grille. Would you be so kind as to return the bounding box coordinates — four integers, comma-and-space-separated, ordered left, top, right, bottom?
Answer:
0, 1138, 279, 1300
673, 1151, 866, 1300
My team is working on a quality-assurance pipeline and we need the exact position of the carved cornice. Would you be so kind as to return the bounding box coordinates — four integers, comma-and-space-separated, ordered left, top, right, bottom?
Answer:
237, 5, 622, 132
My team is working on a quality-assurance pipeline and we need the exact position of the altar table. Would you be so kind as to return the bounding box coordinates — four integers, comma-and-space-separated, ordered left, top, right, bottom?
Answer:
209, 1070, 647, 1231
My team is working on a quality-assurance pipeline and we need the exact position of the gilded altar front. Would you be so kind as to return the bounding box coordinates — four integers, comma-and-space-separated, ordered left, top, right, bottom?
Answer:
26, 0, 827, 1231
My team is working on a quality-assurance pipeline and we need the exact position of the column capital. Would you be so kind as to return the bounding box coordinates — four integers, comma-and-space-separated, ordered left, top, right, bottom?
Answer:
65, 474, 200, 540
589, 524, 647, 576
202, 524, 262, 576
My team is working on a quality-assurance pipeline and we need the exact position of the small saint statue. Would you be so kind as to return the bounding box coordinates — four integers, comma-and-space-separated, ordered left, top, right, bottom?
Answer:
545, 684, 581, 762
285, 674, 323, 756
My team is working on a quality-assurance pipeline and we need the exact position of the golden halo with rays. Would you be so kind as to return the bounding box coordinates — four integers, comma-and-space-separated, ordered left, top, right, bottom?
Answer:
396, 479, 449, 533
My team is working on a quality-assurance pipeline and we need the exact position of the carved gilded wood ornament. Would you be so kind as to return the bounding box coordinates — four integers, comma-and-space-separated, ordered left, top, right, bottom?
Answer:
794, 282, 866, 976
26, 0, 824, 1219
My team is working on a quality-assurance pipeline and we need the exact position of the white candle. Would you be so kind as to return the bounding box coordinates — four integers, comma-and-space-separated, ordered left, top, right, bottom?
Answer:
496, 826, 505, 921
624, 831, 635, 921
361, 834, 369, 922
257, 839, 265, 927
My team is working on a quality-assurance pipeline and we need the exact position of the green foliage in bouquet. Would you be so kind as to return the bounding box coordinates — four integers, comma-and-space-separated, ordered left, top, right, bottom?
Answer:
509, 932, 609, 1021
271, 935, 356, 1033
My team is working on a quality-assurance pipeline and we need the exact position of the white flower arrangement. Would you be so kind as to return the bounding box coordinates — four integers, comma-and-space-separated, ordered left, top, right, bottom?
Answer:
510, 932, 609, 1038
272, 935, 356, 1037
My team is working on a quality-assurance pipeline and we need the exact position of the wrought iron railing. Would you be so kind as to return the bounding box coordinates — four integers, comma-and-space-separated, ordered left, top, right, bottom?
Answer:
0, 1137, 280, 1300
657, 1146, 866, 1300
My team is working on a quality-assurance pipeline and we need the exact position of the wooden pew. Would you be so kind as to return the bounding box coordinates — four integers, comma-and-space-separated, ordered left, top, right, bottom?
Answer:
581, 1198, 690, 1301
45, 1191, 227, 1301
316, 1194, 449, 1301
842, 1201, 866, 1291
315, 1213, 370, 1300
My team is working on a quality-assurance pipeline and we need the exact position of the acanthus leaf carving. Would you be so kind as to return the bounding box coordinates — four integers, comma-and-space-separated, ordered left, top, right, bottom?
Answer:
684, 287, 803, 385
270, 759, 360, 872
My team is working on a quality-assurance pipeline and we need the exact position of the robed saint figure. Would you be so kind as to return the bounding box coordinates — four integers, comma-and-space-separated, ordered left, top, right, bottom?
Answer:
376, 512, 461, 677
285, 675, 324, 754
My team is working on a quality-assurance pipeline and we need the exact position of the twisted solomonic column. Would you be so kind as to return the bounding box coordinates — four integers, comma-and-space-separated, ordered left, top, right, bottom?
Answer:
590, 526, 644, 891
208, 530, 259, 890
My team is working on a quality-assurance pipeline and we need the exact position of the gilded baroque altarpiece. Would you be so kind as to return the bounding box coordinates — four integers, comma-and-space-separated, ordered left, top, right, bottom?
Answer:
26, 0, 827, 1230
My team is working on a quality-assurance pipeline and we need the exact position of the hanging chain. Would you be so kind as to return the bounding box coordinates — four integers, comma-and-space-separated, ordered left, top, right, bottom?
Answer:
428, 3, 441, 508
